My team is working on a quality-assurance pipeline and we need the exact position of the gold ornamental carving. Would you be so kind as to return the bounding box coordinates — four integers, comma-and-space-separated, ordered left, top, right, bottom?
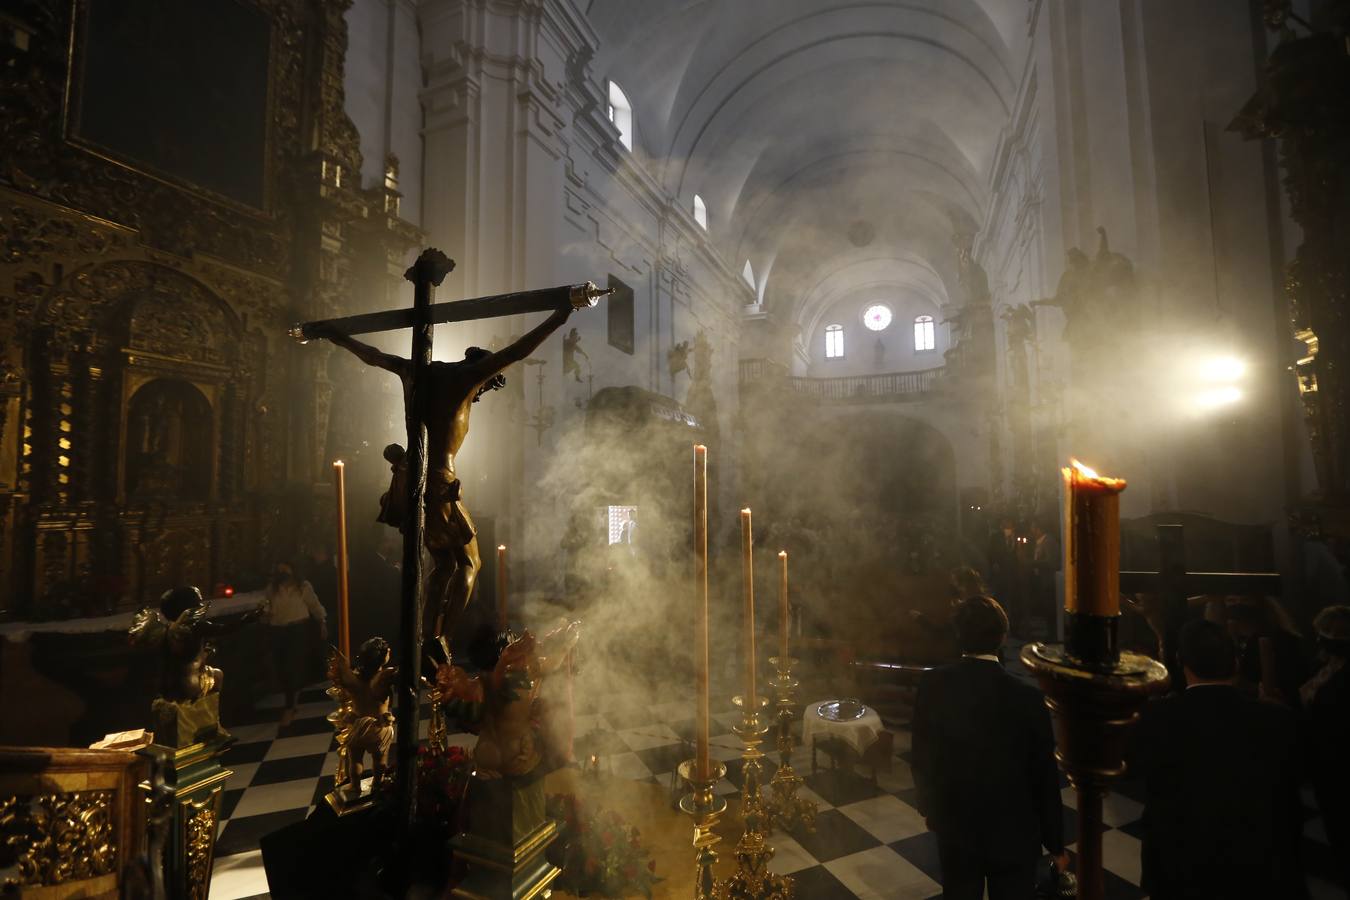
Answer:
181, 793, 220, 900
0, 789, 117, 887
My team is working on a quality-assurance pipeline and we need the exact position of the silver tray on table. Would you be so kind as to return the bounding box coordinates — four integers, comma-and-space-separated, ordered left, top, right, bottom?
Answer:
816, 699, 867, 722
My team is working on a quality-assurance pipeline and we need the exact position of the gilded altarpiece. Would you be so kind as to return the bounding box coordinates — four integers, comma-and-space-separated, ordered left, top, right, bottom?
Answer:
0, 0, 420, 617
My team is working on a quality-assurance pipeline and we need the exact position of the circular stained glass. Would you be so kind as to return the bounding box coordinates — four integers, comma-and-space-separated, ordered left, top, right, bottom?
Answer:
862, 304, 892, 331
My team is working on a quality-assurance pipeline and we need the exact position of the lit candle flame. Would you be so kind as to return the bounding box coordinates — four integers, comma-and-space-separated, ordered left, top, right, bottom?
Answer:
1065, 458, 1126, 489
498, 544, 506, 551
778, 550, 787, 558
1069, 458, 1098, 479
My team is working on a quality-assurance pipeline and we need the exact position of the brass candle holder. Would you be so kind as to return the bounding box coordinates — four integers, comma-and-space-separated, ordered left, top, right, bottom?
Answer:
761, 656, 817, 833
1021, 643, 1167, 900
726, 692, 794, 897
732, 691, 772, 816
679, 758, 729, 899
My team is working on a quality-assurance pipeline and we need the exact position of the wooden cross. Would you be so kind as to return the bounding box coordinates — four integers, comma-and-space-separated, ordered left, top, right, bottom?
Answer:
1119, 523, 1281, 603
1119, 522, 1281, 689
290, 247, 609, 832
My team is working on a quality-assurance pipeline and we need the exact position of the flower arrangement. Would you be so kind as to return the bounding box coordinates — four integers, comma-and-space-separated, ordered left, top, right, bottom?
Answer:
416, 744, 473, 828
547, 793, 661, 898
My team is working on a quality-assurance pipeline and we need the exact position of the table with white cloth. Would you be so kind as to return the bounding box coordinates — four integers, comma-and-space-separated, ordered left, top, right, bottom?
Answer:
0, 590, 265, 642
802, 699, 884, 774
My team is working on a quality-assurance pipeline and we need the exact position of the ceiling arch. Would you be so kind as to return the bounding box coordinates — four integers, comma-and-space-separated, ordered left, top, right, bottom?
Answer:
583, 0, 1015, 333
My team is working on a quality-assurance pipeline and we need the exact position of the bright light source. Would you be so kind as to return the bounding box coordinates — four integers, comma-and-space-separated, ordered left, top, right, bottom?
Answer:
1199, 356, 1246, 382
1193, 386, 1242, 411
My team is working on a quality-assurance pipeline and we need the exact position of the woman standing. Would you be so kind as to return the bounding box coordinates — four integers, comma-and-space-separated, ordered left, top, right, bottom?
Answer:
265, 561, 327, 726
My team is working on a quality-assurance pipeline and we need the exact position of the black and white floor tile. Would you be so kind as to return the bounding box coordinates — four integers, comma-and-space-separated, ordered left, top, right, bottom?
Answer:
210, 680, 1345, 900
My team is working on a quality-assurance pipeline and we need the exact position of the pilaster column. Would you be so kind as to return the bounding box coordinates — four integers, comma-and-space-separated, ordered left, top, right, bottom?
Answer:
420, 0, 600, 557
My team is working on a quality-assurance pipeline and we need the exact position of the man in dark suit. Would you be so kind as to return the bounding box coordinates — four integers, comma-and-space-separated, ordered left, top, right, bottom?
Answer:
912, 596, 1067, 899
1128, 618, 1305, 899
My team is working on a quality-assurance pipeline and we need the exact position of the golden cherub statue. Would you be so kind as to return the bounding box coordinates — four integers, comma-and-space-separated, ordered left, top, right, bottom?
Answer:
435, 621, 580, 779
328, 637, 398, 799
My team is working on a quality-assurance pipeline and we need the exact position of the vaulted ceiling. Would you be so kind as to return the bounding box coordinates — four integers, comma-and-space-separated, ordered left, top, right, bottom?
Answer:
585, 0, 1022, 332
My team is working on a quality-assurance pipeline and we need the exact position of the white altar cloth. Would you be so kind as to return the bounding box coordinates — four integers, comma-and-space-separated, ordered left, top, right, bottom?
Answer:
0, 590, 265, 642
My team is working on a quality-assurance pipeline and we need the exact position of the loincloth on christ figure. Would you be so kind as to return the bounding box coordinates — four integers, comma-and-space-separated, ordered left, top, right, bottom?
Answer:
378, 460, 475, 549
424, 467, 476, 550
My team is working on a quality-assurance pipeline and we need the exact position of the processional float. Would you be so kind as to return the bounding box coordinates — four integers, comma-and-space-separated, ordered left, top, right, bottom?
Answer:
290, 248, 607, 897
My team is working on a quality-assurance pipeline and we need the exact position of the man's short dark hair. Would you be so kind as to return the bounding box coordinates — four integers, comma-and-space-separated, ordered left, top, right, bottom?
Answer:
1178, 619, 1236, 680
953, 595, 1009, 655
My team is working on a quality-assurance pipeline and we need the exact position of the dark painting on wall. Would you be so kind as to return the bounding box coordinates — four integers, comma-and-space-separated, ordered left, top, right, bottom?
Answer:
70, 0, 272, 209
607, 274, 635, 355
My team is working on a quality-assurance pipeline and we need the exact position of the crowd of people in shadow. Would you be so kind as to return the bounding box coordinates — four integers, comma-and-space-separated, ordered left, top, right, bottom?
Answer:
912, 590, 1350, 900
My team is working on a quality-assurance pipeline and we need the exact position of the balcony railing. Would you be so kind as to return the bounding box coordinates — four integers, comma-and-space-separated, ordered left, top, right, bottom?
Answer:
739, 359, 944, 402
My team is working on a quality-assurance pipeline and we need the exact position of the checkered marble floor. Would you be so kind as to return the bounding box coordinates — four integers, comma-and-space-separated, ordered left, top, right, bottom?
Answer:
210, 679, 1345, 900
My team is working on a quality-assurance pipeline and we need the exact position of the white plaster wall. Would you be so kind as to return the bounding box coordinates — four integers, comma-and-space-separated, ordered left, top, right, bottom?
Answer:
406, 0, 747, 585
982, 0, 1300, 533
343, 0, 424, 225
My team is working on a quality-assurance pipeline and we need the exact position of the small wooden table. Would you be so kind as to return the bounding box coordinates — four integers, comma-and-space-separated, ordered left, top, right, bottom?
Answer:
803, 700, 883, 771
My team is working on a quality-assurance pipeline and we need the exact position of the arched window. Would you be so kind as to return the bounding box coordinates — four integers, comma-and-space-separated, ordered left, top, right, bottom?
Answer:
914, 315, 936, 351
825, 324, 844, 360
741, 260, 756, 289
607, 81, 633, 151
693, 194, 708, 230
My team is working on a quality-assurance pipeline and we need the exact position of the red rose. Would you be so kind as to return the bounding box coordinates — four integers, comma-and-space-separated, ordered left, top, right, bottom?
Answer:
648, 859, 656, 873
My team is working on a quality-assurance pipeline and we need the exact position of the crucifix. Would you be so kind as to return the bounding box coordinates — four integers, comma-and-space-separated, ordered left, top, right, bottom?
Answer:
291, 247, 609, 829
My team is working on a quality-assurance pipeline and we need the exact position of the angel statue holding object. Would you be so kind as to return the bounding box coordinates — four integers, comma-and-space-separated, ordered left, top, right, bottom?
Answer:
308, 298, 578, 664
329, 637, 399, 798
129, 585, 264, 745
435, 621, 581, 778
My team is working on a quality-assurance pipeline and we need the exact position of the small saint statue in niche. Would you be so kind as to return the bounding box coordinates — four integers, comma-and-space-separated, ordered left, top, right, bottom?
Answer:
129, 585, 264, 746
668, 339, 692, 384
329, 636, 398, 799
692, 330, 712, 384
126, 380, 213, 500
434, 621, 580, 778
562, 327, 589, 383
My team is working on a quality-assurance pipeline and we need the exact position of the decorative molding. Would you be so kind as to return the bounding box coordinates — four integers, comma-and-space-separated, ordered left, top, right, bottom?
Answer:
0, 789, 116, 887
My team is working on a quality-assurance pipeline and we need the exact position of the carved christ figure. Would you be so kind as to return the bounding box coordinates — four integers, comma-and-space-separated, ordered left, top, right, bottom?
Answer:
309, 305, 575, 658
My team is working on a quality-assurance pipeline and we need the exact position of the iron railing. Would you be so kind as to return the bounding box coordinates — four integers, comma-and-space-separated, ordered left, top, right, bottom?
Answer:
739, 359, 943, 402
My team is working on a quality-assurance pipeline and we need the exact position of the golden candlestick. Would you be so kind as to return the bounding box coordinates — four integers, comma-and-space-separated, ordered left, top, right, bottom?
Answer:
740, 508, 757, 714
762, 655, 817, 834
333, 460, 351, 658
679, 758, 728, 900
777, 551, 789, 662
495, 544, 509, 632
724, 688, 793, 897
694, 445, 711, 782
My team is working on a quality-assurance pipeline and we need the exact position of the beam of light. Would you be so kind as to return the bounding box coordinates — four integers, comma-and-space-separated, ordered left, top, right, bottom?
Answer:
1199, 356, 1247, 382
1192, 386, 1243, 411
